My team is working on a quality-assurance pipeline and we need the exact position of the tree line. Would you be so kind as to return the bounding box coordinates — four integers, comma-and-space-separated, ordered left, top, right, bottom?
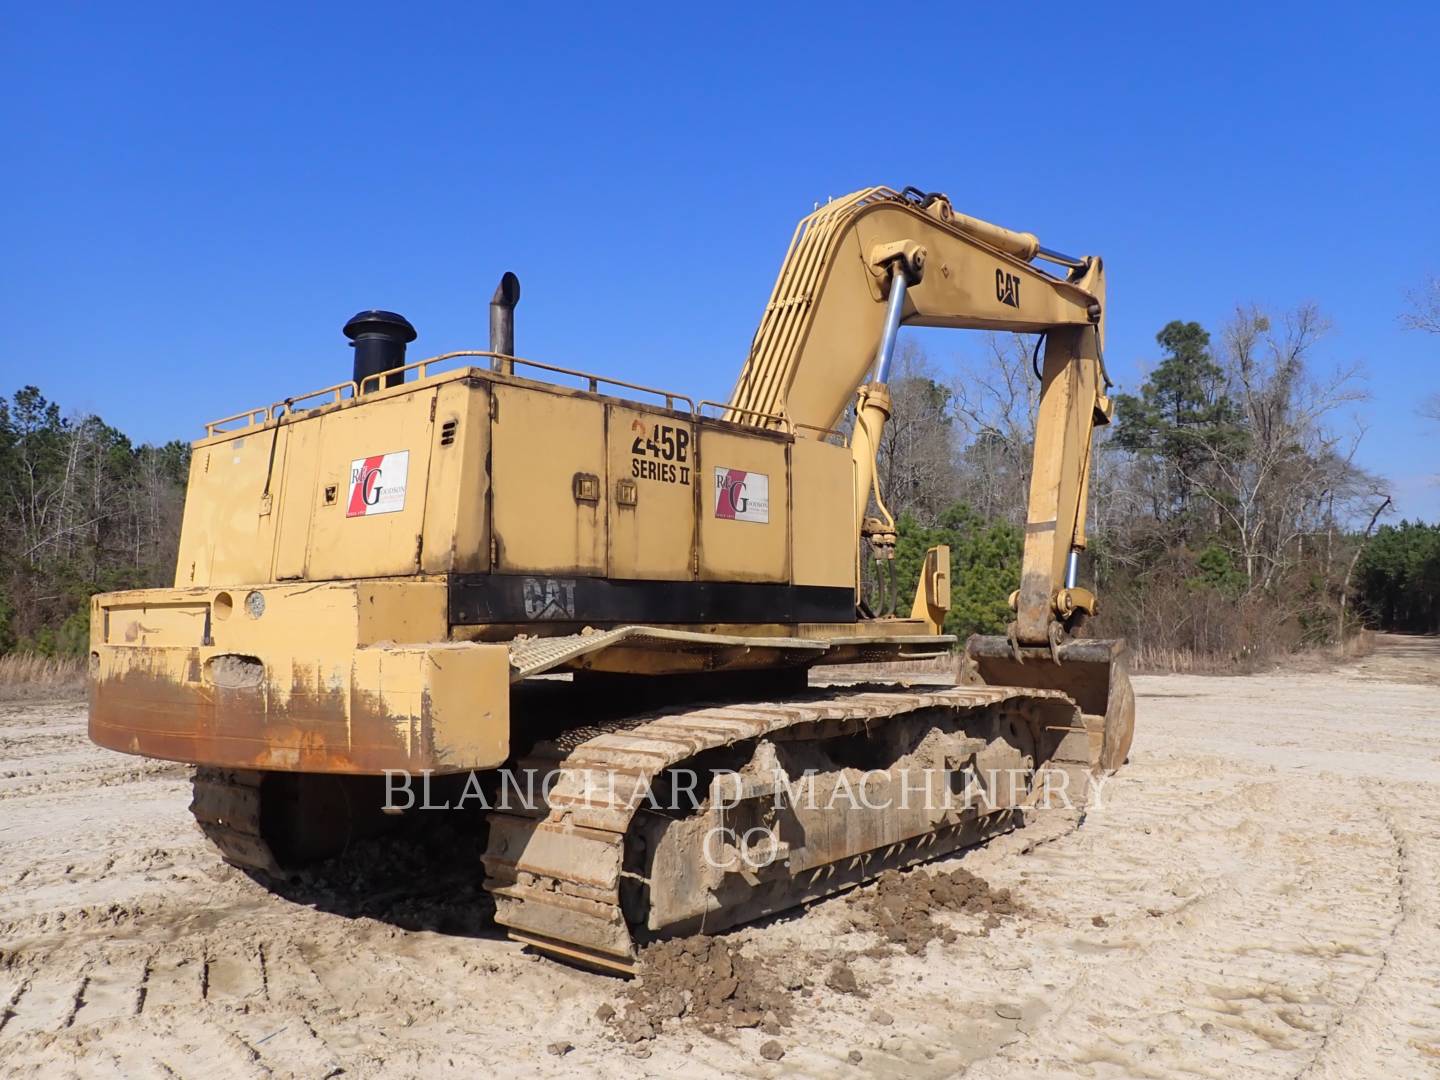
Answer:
1, 288, 1434, 665
880, 300, 1422, 667
1355, 278, 1440, 633
0, 387, 189, 654
1353, 522, 1440, 634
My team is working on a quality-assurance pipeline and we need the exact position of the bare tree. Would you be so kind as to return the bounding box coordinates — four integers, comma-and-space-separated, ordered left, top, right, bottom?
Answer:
872, 342, 959, 522
1178, 304, 1369, 590
950, 333, 1041, 525
1402, 275, 1440, 334
1338, 493, 1393, 644
0, 387, 190, 651
1402, 276, 1440, 425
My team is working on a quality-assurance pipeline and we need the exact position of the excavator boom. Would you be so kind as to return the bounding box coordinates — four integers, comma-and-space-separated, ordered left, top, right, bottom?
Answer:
729, 186, 1102, 435
732, 188, 1117, 639
729, 185, 1133, 773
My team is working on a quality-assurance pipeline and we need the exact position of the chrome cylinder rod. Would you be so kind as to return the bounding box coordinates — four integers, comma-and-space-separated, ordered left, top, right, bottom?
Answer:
1065, 548, 1081, 589
1036, 245, 1086, 270
871, 266, 910, 384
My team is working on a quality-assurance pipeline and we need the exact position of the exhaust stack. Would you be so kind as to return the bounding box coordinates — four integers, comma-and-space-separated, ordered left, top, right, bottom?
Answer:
344, 310, 416, 393
490, 272, 520, 373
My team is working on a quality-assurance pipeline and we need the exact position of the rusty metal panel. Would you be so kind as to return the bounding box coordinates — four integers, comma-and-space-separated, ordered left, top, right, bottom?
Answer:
102, 599, 210, 647
353, 581, 447, 645
173, 428, 283, 587
791, 436, 854, 589
606, 402, 695, 581
420, 379, 491, 574
87, 582, 505, 774
305, 388, 437, 580
697, 425, 790, 583
490, 383, 607, 576
272, 415, 323, 580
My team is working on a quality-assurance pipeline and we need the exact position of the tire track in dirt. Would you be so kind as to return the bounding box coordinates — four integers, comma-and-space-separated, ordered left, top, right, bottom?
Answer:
2, 639, 1438, 1077
0, 759, 189, 801
1296, 791, 1440, 1076
977, 759, 1403, 1077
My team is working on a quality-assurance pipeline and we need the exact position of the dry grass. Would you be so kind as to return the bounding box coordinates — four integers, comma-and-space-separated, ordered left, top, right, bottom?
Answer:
1131, 630, 1378, 677
820, 632, 1381, 682
1129, 644, 1244, 675
0, 653, 86, 701
1340, 629, 1377, 659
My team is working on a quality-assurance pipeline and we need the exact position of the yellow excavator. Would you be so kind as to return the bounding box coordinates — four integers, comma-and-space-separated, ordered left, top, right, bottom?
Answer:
88, 185, 1134, 972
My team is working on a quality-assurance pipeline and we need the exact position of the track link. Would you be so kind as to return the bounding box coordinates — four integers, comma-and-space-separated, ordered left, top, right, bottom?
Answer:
189, 768, 283, 876
481, 684, 1086, 972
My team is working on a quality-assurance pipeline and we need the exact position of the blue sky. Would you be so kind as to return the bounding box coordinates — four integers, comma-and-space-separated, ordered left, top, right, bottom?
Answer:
5, 2, 1438, 518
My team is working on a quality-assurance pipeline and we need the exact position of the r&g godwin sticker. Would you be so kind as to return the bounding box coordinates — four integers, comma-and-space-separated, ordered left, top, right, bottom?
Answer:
714, 467, 769, 523
347, 451, 409, 517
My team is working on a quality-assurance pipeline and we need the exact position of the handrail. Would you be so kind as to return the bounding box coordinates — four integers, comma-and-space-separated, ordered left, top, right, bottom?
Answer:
353, 350, 696, 413
205, 407, 270, 436
269, 380, 358, 420
202, 349, 697, 435
794, 421, 848, 444
696, 399, 793, 432
351, 352, 476, 394
478, 352, 695, 413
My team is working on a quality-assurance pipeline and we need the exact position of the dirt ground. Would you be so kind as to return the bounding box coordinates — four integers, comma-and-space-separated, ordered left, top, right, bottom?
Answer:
2, 634, 1438, 1078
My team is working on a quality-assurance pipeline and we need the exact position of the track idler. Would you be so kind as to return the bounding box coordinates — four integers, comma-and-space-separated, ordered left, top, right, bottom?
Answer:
190, 768, 399, 878
961, 636, 1135, 774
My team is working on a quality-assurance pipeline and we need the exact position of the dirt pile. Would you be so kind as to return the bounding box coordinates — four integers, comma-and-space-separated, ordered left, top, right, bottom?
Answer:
606, 867, 1023, 1048
850, 866, 1023, 954
612, 936, 795, 1045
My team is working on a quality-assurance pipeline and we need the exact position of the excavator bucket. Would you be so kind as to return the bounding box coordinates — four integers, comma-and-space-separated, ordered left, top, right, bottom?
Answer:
961, 636, 1135, 774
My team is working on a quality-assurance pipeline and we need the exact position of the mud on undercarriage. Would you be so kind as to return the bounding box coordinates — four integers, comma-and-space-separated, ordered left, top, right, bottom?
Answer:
190, 681, 1101, 975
